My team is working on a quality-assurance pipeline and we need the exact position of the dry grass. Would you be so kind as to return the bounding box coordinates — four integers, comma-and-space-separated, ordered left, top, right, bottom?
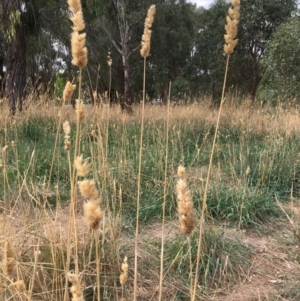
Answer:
1, 95, 300, 300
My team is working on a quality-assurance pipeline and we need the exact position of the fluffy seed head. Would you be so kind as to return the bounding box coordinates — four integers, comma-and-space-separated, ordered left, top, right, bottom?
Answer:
3, 241, 15, 277
176, 165, 196, 236
63, 121, 71, 150
177, 164, 186, 179
75, 99, 85, 122
74, 155, 89, 177
71, 31, 88, 68
84, 198, 103, 230
140, 5, 156, 58
224, 0, 240, 55
9, 280, 26, 292
78, 179, 98, 200
67, 272, 84, 301
67, 0, 82, 14
70, 11, 85, 32
63, 121, 71, 136
63, 81, 76, 102
120, 256, 128, 286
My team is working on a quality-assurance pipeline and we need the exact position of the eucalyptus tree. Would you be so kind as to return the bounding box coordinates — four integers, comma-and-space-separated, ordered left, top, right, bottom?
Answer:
192, 0, 297, 100
149, 0, 197, 99
260, 16, 300, 102
86, 0, 151, 111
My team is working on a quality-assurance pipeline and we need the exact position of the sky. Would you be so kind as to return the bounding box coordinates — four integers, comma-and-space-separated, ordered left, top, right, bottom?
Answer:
187, 0, 214, 9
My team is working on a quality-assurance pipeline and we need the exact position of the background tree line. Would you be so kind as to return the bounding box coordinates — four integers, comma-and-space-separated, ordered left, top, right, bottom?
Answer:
0, 0, 298, 114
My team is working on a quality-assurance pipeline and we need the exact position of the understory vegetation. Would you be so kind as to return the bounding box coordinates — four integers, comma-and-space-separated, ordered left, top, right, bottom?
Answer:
1, 100, 300, 300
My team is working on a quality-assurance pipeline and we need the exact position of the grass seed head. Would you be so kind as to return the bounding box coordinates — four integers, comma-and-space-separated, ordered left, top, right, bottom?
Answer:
75, 99, 85, 122
176, 165, 195, 236
120, 256, 129, 286
63, 81, 76, 102
71, 31, 88, 68
74, 155, 89, 177
78, 179, 98, 200
3, 241, 15, 277
140, 5, 156, 58
67, 0, 82, 14
70, 11, 85, 32
9, 280, 26, 292
224, 0, 240, 55
84, 198, 103, 230
67, 272, 84, 301
177, 164, 186, 179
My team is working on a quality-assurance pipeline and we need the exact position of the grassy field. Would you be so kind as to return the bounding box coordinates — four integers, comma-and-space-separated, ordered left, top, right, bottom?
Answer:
1, 99, 300, 300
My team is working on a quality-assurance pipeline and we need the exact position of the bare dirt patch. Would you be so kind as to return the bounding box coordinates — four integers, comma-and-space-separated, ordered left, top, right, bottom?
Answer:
213, 220, 300, 301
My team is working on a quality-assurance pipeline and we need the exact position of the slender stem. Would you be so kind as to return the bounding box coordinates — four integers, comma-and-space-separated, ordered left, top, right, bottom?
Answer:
47, 113, 62, 198
95, 230, 101, 301
191, 55, 230, 301
158, 82, 171, 301
133, 57, 146, 301
109, 65, 112, 107
188, 237, 193, 299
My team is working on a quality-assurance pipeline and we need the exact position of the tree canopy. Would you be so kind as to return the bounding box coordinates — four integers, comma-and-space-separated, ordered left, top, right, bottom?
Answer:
0, 0, 299, 111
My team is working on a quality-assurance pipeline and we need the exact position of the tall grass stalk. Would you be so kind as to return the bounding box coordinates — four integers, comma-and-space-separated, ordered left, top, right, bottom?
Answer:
64, 0, 88, 298
158, 82, 171, 301
192, 0, 240, 299
134, 5, 156, 300
133, 55, 146, 301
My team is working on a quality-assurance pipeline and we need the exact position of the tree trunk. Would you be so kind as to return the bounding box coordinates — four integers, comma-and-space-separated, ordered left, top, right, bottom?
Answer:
121, 49, 132, 113
116, 0, 133, 113
1, 0, 26, 115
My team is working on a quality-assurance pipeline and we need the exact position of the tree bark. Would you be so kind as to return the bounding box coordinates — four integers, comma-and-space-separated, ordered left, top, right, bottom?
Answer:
1, 0, 26, 115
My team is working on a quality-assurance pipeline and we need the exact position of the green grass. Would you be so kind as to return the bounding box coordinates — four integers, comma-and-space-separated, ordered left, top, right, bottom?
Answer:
1, 111, 295, 225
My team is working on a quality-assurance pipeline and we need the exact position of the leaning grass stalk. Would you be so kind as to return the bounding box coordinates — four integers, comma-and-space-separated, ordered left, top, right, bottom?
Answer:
158, 81, 171, 301
188, 236, 193, 298
191, 55, 230, 301
94, 230, 101, 301
133, 56, 147, 301
28, 239, 40, 301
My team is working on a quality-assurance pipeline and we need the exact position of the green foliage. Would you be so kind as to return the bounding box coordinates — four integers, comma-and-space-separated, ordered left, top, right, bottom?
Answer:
192, 0, 297, 100
259, 16, 300, 102
54, 73, 65, 98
